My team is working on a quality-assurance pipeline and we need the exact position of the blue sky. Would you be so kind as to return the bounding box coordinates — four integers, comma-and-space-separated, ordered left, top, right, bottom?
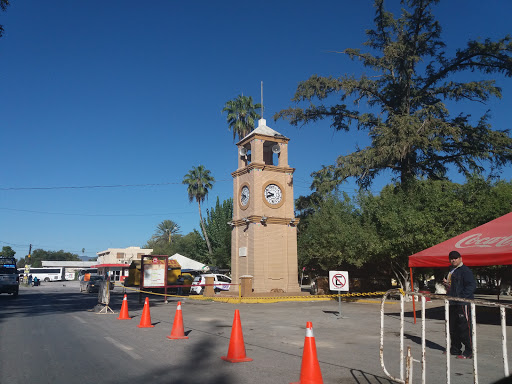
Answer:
1, 0, 511, 260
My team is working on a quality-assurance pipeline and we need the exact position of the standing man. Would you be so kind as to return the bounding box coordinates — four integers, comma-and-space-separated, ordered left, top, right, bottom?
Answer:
176, 275, 184, 296
443, 250, 476, 359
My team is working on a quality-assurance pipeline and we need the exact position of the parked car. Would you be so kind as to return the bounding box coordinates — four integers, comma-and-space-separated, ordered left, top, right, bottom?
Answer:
190, 274, 231, 295
80, 275, 114, 293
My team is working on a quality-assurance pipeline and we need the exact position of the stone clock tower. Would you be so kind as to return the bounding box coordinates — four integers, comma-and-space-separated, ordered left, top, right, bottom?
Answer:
230, 118, 300, 293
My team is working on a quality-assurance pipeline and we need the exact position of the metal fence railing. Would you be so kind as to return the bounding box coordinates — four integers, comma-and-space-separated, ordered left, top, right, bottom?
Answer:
380, 289, 512, 384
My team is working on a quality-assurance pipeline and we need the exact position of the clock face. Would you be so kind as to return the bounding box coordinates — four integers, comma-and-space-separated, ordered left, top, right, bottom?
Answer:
264, 184, 282, 205
240, 186, 250, 206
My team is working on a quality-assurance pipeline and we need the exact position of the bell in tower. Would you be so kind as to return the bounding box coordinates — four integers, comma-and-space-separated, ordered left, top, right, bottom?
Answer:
230, 118, 300, 294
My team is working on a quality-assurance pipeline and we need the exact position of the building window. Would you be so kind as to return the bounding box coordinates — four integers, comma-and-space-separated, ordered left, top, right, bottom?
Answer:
117, 253, 125, 259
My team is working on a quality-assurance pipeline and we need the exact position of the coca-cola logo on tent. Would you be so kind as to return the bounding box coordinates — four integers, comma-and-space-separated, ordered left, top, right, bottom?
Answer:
455, 234, 512, 249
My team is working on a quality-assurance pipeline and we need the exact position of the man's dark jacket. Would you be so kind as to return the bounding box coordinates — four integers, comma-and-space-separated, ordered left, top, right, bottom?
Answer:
448, 264, 476, 304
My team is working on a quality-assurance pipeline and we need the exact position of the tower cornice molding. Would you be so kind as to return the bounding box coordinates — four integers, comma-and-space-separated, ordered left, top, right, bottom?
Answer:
237, 134, 290, 147
231, 163, 295, 177
230, 215, 299, 227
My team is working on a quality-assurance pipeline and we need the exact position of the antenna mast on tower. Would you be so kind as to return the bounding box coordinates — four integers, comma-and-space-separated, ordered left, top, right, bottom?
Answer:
261, 81, 264, 119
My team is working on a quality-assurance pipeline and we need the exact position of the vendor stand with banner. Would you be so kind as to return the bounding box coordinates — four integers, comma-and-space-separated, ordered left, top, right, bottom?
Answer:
140, 255, 168, 303
124, 256, 192, 302
139, 255, 188, 303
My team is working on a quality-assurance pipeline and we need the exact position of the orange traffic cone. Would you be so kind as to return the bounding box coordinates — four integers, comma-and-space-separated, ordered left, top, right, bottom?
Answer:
167, 301, 188, 339
137, 297, 154, 328
221, 309, 252, 363
290, 322, 323, 384
117, 294, 130, 320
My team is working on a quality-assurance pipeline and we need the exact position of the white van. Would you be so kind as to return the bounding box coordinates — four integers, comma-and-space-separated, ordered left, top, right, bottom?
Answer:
190, 274, 231, 295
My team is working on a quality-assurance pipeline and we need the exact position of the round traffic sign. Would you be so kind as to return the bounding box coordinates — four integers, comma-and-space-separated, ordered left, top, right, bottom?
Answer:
332, 274, 346, 289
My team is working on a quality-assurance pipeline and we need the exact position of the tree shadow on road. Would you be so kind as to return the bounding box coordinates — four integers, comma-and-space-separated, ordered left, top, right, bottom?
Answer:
105, 334, 234, 384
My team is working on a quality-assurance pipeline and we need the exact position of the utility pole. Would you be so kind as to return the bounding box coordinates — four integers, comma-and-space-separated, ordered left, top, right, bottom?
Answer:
24, 244, 32, 284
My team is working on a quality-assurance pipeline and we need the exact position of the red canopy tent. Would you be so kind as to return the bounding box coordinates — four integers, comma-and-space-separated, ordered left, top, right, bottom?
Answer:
408, 212, 512, 323
409, 212, 512, 268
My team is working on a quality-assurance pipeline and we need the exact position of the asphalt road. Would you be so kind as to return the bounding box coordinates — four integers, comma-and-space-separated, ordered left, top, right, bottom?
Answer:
0, 281, 511, 384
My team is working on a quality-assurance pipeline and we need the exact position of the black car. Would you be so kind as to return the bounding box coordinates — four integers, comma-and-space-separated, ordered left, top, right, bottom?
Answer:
0, 257, 19, 296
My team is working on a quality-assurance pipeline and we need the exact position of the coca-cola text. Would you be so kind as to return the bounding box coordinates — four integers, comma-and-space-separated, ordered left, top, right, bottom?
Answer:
455, 233, 512, 249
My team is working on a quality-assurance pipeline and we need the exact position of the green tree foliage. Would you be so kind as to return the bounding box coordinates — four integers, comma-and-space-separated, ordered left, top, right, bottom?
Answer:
276, 0, 512, 190
0, 246, 15, 258
203, 197, 233, 269
297, 177, 512, 288
297, 194, 379, 272
144, 238, 169, 256
455, 175, 512, 226
0, 0, 10, 39
145, 231, 207, 263
151, 220, 181, 245
183, 165, 215, 256
358, 180, 464, 287
222, 95, 262, 141
143, 198, 233, 268
360, 178, 512, 287
174, 231, 208, 263
1, 245, 18, 266
26, 249, 81, 268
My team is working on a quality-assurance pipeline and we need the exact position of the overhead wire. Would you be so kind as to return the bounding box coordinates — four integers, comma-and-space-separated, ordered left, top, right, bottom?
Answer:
0, 177, 377, 194
1, 239, 130, 257
0, 178, 228, 217
0, 207, 195, 217
0, 179, 232, 191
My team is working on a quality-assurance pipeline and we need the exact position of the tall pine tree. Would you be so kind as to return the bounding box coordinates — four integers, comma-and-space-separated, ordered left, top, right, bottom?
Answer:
276, 0, 512, 190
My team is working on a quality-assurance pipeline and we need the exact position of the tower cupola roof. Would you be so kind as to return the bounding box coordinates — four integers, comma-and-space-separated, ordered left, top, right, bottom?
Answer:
237, 118, 288, 145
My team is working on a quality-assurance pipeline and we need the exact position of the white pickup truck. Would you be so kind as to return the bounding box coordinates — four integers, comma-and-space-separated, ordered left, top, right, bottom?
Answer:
0, 257, 19, 297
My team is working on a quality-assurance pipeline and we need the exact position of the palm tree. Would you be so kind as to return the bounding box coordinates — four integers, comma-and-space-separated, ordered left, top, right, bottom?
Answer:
152, 220, 180, 244
182, 166, 215, 256
222, 95, 262, 141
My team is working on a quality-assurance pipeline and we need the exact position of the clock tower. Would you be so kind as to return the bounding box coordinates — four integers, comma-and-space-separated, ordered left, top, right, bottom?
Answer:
231, 118, 300, 293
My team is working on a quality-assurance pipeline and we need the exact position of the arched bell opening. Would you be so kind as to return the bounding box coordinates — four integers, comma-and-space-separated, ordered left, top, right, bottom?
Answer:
263, 140, 281, 166
239, 144, 252, 167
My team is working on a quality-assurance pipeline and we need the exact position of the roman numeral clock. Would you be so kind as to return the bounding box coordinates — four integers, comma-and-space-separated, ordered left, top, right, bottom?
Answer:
230, 118, 300, 293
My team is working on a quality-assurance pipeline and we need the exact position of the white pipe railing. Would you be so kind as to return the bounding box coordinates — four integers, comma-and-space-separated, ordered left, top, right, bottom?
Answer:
380, 289, 512, 384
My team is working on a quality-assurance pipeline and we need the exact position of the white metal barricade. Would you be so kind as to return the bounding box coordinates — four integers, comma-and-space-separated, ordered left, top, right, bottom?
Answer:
380, 289, 512, 384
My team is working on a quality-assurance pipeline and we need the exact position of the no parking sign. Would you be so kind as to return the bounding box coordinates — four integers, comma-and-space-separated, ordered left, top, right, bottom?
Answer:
329, 271, 349, 292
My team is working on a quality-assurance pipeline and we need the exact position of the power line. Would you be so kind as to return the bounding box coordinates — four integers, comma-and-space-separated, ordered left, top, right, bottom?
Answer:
0, 179, 232, 191
0, 177, 376, 193
0, 240, 109, 257
0, 182, 179, 191
0, 207, 196, 217
0, 240, 29, 248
